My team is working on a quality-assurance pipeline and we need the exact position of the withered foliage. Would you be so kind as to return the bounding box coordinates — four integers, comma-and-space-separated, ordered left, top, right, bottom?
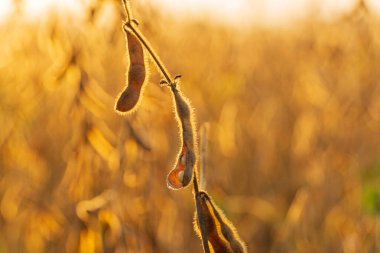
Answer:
0, 0, 380, 253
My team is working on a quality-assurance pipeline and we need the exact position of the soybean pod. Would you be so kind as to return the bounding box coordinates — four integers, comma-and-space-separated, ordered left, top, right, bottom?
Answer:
167, 84, 196, 189
194, 191, 247, 253
115, 24, 148, 114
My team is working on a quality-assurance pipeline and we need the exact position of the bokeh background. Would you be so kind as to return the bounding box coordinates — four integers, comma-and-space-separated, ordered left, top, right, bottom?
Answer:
1, 0, 380, 252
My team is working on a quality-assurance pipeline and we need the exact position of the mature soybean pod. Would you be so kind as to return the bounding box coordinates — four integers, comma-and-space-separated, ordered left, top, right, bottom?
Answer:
195, 191, 231, 253
194, 191, 247, 253
167, 86, 196, 189
209, 197, 247, 253
115, 26, 147, 114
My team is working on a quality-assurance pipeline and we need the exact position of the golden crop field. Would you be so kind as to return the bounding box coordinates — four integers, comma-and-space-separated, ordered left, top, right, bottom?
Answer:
0, 1, 380, 252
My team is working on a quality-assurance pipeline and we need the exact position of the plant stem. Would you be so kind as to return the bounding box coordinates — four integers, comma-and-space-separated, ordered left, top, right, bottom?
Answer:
121, 0, 174, 85
121, 0, 133, 22
121, 1, 205, 251
125, 24, 173, 84
199, 124, 209, 190
193, 172, 211, 253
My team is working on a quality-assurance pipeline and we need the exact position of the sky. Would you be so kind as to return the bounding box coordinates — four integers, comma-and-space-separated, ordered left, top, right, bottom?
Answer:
154, 0, 380, 25
0, 0, 380, 25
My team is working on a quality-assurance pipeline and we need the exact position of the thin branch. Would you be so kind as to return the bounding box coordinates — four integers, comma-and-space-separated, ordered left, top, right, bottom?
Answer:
121, 0, 133, 22
193, 172, 211, 253
124, 24, 173, 84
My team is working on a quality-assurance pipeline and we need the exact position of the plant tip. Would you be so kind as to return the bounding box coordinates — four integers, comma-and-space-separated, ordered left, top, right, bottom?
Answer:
160, 79, 168, 87
132, 19, 139, 26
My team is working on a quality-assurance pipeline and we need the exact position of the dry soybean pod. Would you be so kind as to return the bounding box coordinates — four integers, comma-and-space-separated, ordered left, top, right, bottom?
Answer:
167, 83, 196, 189
194, 191, 232, 253
115, 23, 148, 114
194, 191, 247, 253
207, 195, 247, 253
194, 173, 211, 253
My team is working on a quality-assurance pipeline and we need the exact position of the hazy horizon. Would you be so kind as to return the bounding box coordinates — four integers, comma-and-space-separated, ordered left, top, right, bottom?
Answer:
1, 0, 380, 26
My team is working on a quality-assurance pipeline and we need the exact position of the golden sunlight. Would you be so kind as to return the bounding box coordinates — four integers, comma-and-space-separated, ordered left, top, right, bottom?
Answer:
0, 0, 12, 20
150, 0, 380, 25
0, 0, 81, 21
1, 0, 379, 25
1, 0, 380, 252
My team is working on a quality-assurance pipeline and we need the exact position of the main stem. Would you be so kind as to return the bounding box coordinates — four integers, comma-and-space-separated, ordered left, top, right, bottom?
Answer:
121, 0, 208, 251
193, 172, 211, 253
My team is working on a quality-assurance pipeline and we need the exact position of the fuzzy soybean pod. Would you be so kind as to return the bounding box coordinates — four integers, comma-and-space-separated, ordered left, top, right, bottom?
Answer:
167, 85, 196, 189
194, 191, 247, 253
115, 25, 147, 114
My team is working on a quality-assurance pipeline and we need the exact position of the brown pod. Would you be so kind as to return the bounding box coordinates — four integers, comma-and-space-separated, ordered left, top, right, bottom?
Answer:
194, 191, 247, 253
210, 198, 247, 253
115, 26, 147, 114
167, 86, 196, 189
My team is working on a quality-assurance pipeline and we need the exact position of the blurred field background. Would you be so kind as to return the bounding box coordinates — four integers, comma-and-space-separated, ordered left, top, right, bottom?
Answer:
1, 0, 380, 252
